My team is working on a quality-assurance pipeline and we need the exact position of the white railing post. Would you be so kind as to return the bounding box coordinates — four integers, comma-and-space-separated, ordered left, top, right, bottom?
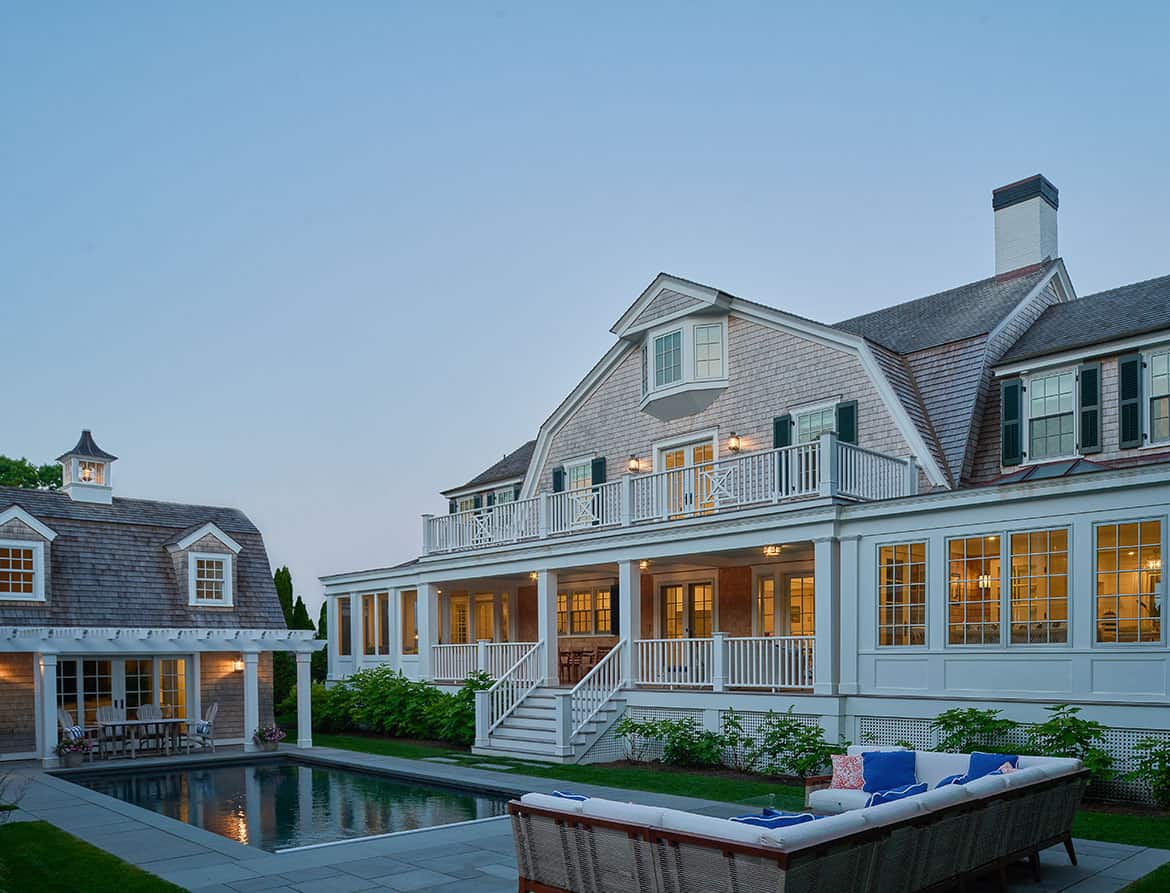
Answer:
538, 493, 550, 538
711, 632, 727, 693
421, 514, 434, 554
904, 456, 920, 496
476, 639, 489, 674
819, 432, 840, 498
474, 689, 490, 749
553, 690, 573, 757
621, 474, 633, 526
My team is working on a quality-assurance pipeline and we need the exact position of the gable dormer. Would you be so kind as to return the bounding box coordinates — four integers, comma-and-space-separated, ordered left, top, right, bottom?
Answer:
57, 429, 117, 505
612, 275, 733, 421
165, 522, 242, 609
0, 505, 57, 603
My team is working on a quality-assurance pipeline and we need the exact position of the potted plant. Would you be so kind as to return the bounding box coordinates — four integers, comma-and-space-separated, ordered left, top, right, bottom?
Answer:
252, 725, 286, 753
56, 737, 90, 768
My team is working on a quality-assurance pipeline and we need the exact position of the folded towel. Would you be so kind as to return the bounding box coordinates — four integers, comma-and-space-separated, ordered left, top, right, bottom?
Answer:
194, 720, 211, 735
551, 791, 588, 801
731, 809, 820, 828
66, 725, 84, 741
865, 782, 928, 808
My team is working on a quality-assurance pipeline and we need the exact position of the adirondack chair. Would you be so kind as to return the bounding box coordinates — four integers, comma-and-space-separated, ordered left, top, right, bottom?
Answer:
56, 709, 96, 762
186, 702, 218, 753
95, 705, 127, 758
136, 703, 165, 754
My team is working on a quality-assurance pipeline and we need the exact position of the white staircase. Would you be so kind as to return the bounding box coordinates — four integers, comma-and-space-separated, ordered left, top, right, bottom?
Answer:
472, 640, 629, 764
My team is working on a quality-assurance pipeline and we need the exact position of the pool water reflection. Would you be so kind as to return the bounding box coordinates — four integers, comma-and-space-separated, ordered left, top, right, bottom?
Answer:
71, 759, 510, 851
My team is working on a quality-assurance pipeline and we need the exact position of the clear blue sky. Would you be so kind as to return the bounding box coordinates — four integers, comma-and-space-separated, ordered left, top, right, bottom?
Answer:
4, 3, 1168, 618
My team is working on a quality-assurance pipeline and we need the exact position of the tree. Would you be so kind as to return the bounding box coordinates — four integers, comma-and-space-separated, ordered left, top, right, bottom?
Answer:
291, 596, 314, 631
272, 566, 298, 707
0, 456, 61, 490
312, 601, 329, 683
274, 566, 294, 627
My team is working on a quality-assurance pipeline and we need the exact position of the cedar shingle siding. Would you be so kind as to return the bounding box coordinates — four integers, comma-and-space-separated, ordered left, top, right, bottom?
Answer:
0, 653, 36, 753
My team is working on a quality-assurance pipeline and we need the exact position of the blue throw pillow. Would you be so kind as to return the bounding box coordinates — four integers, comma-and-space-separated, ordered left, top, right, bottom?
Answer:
862, 750, 917, 793
864, 782, 927, 808
967, 752, 1018, 781
730, 809, 819, 828
935, 773, 965, 789
551, 791, 588, 801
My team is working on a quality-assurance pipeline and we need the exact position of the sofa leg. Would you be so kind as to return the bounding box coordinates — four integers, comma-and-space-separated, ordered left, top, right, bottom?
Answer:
1063, 834, 1078, 866
1028, 850, 1041, 881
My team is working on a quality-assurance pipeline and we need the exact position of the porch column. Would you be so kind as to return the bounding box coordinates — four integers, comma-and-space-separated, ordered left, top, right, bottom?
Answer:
39, 653, 59, 768
417, 582, 437, 680
243, 652, 260, 752
837, 535, 862, 696
325, 597, 339, 680
813, 536, 840, 696
618, 560, 641, 685
349, 592, 364, 673
535, 569, 559, 685
295, 651, 313, 748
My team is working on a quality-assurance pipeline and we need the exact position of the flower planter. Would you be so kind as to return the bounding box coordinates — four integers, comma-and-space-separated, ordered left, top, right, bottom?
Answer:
257, 740, 279, 753
62, 751, 85, 768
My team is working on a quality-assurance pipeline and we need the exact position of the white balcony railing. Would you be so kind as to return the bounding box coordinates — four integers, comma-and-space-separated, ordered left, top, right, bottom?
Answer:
432, 640, 540, 682
423, 433, 918, 555
636, 634, 815, 691
725, 635, 815, 690
635, 637, 713, 688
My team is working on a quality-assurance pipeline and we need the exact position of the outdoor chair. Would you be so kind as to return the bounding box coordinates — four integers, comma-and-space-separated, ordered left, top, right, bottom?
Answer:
186, 702, 218, 753
136, 703, 165, 754
95, 705, 128, 759
56, 708, 96, 762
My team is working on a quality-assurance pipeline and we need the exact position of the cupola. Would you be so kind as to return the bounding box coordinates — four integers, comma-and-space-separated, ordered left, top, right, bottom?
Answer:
57, 430, 117, 504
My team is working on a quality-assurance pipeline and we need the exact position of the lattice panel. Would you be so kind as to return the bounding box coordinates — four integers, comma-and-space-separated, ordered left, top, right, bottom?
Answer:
857, 716, 935, 751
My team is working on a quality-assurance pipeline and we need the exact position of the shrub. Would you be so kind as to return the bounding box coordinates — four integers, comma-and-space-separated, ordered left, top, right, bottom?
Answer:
720, 709, 760, 773
932, 708, 1018, 754
614, 716, 662, 762
658, 718, 726, 768
1026, 704, 1113, 781
1126, 738, 1170, 809
750, 708, 843, 778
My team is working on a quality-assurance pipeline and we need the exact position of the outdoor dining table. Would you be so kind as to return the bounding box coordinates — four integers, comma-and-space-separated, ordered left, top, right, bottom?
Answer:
95, 717, 191, 759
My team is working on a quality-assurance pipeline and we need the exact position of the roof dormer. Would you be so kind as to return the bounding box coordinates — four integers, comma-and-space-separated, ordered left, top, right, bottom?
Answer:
57, 430, 117, 504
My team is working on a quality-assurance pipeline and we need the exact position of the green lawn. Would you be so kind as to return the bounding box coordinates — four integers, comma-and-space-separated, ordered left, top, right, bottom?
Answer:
0, 821, 183, 893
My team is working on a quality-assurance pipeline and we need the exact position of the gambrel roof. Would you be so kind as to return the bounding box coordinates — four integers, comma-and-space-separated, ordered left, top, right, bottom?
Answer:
442, 439, 536, 497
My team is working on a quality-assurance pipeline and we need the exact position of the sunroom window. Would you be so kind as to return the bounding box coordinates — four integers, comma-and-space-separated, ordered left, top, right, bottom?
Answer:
1027, 370, 1075, 460
1150, 349, 1170, 444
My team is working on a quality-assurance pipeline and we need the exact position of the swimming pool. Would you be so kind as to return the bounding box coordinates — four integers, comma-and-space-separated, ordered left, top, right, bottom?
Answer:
69, 758, 511, 852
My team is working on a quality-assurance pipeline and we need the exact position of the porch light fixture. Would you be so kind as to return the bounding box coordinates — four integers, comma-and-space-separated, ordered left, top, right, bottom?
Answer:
627, 455, 640, 473
639, 560, 649, 571
762, 545, 782, 558
232, 658, 244, 672
727, 432, 741, 453
529, 571, 538, 581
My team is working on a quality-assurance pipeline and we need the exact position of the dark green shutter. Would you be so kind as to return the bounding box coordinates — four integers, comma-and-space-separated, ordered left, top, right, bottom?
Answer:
773, 415, 792, 448
591, 457, 607, 485
1119, 353, 1143, 449
609, 582, 620, 636
448, 499, 457, 514
472, 494, 483, 510
836, 400, 858, 444
552, 466, 565, 492
486, 492, 496, 507
1001, 378, 1023, 466
513, 483, 522, 501
1079, 363, 1102, 454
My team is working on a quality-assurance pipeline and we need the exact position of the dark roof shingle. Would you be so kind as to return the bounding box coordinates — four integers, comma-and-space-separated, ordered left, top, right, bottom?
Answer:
444, 440, 536, 494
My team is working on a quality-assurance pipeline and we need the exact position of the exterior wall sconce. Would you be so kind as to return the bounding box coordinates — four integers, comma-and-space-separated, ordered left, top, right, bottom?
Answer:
728, 432, 741, 453
627, 455, 640, 473
762, 545, 782, 558
639, 560, 649, 571
232, 658, 244, 672
529, 571, 538, 581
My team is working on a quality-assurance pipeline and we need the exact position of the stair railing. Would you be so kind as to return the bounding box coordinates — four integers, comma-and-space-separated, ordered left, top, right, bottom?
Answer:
569, 639, 627, 737
476, 640, 545, 746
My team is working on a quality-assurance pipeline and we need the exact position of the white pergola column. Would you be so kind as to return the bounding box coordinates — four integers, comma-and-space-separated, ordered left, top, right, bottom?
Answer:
325, 597, 338, 680
349, 592, 364, 672
417, 582, 437, 680
813, 536, 840, 696
535, 569, 559, 685
39, 653, 59, 768
295, 651, 313, 748
242, 652, 260, 752
618, 560, 641, 685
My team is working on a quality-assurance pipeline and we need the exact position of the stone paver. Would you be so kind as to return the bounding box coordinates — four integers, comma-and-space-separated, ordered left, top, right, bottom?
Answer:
8, 749, 1170, 892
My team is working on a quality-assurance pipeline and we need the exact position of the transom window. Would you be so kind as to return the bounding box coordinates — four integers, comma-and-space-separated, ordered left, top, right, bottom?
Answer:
948, 535, 1001, 645
1027, 370, 1075, 460
878, 542, 926, 646
694, 324, 723, 379
0, 543, 36, 597
1096, 520, 1162, 644
797, 406, 836, 444
654, 330, 682, 387
1150, 350, 1170, 444
189, 553, 233, 606
1009, 529, 1068, 644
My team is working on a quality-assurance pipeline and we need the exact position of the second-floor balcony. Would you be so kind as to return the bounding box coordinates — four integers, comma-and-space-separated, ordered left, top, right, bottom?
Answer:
423, 433, 919, 555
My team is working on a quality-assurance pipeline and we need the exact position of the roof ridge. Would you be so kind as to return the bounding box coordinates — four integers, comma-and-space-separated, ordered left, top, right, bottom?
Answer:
1065, 271, 1170, 303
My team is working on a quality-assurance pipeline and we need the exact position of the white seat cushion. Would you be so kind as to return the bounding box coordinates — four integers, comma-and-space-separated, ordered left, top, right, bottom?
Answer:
915, 783, 971, 811
808, 787, 871, 814
1019, 756, 1082, 779
860, 796, 927, 826
657, 807, 778, 847
580, 797, 664, 827
913, 751, 969, 788
1002, 766, 1049, 789
760, 810, 869, 850
520, 792, 585, 814
964, 774, 1010, 798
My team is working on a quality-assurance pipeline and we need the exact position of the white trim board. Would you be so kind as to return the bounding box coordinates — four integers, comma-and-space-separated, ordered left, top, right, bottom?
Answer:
168, 522, 242, 554
0, 506, 57, 541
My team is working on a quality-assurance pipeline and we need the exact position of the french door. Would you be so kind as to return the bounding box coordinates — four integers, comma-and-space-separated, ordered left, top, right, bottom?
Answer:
755, 574, 816, 637
659, 582, 714, 638
660, 441, 716, 517
57, 657, 190, 725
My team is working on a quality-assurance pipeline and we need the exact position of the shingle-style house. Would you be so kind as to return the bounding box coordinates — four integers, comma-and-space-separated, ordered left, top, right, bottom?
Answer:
321, 175, 1169, 786
0, 431, 321, 766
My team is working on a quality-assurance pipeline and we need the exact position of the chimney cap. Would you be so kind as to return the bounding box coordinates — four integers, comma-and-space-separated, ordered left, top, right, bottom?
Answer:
992, 174, 1059, 212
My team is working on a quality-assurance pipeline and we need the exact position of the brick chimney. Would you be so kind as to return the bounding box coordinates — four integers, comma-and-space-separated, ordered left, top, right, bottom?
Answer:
993, 174, 1058, 275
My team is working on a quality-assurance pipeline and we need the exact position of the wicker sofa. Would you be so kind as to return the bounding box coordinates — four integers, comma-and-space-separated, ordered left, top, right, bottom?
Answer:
510, 751, 1089, 893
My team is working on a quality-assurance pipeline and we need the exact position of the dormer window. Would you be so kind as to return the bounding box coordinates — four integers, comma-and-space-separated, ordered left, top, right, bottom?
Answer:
1026, 369, 1075, 461
694, 324, 723, 379
0, 540, 44, 601
190, 553, 233, 606
654, 330, 683, 387
640, 319, 729, 421
1150, 349, 1170, 444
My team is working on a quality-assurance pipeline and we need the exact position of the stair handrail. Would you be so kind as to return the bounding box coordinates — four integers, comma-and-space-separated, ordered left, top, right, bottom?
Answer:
486, 640, 545, 735
569, 639, 627, 737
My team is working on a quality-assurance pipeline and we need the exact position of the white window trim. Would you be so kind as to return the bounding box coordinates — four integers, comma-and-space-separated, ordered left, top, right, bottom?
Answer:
651, 326, 685, 389
1143, 345, 1170, 448
557, 584, 616, 637
1092, 516, 1166, 648
1023, 366, 1079, 463
651, 429, 720, 472
691, 320, 728, 382
873, 539, 929, 650
561, 455, 594, 491
188, 552, 234, 607
0, 538, 45, 602
642, 319, 729, 400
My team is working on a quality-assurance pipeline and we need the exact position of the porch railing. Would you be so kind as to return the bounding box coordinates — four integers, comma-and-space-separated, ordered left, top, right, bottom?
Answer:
570, 639, 627, 736
635, 638, 712, 688
636, 635, 815, 691
422, 433, 918, 554
432, 641, 540, 682
480, 640, 544, 736
725, 635, 815, 690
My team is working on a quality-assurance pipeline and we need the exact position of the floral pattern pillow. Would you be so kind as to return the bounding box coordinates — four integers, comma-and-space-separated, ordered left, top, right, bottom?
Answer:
830, 754, 864, 790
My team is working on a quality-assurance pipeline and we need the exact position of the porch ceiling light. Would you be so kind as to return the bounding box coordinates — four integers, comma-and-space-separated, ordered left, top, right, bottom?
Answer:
627, 455, 640, 473
762, 545, 782, 558
232, 658, 244, 672
529, 571, 538, 581
639, 560, 649, 570
727, 432, 741, 453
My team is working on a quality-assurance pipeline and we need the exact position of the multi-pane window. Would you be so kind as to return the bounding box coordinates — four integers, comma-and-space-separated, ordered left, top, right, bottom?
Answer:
79, 460, 105, 484
1151, 350, 1170, 444
797, 407, 836, 444
654, 331, 682, 387
694, 324, 723, 379
361, 592, 391, 654
450, 599, 469, 644
756, 577, 775, 636
338, 598, 352, 656
556, 593, 568, 635
1097, 520, 1163, 643
691, 583, 713, 638
1009, 529, 1068, 644
160, 658, 187, 719
0, 544, 35, 596
378, 592, 390, 655
786, 577, 814, 636
559, 587, 614, 635
595, 588, 612, 635
475, 594, 495, 640
401, 590, 418, 655
661, 585, 684, 638
570, 590, 593, 634
1028, 370, 1075, 460
494, 487, 515, 505
878, 542, 927, 646
948, 535, 1002, 645
457, 496, 476, 513
194, 557, 226, 603
566, 461, 591, 492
